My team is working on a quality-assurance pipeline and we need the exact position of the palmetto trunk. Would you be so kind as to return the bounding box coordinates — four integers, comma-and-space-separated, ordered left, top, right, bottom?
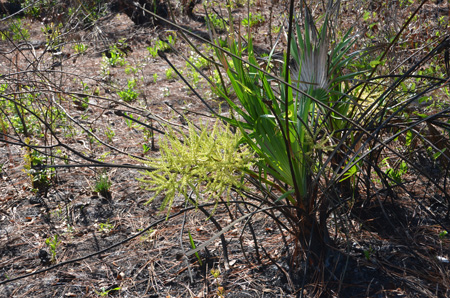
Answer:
294, 183, 333, 267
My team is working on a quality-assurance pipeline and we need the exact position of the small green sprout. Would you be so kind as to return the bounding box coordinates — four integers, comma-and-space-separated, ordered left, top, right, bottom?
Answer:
118, 79, 139, 102
73, 43, 88, 54
147, 45, 158, 58
94, 286, 121, 297
241, 12, 265, 27
105, 127, 115, 143
94, 173, 112, 199
165, 68, 175, 80
45, 235, 61, 263
103, 45, 126, 67
188, 231, 202, 266
98, 220, 114, 233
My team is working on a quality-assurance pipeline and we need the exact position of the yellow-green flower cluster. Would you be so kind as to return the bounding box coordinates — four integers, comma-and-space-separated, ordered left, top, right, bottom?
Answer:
137, 120, 254, 215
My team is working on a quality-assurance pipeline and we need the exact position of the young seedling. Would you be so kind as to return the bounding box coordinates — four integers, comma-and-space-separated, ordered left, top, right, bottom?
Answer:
45, 235, 60, 263
211, 268, 224, 297
98, 219, 114, 233
94, 173, 112, 200
142, 143, 151, 154
94, 286, 121, 297
241, 12, 265, 27
363, 246, 374, 261
188, 231, 202, 266
105, 127, 115, 143
23, 143, 53, 195
103, 45, 126, 67
147, 45, 159, 58
73, 43, 88, 54
118, 79, 139, 102
205, 13, 228, 31
165, 68, 175, 80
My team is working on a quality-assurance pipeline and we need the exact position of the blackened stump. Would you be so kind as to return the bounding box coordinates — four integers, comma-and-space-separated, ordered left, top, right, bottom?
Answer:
111, 0, 168, 26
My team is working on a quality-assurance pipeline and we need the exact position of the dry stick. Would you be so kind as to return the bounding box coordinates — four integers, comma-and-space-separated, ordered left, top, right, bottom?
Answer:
337, 110, 450, 233
0, 124, 111, 167
238, 185, 294, 235
136, 2, 314, 91
162, 39, 218, 93
265, 0, 302, 209
238, 177, 299, 235
316, 73, 447, 187
260, 245, 296, 293
0, 2, 33, 21
1, 29, 40, 71
164, 0, 219, 68
341, 80, 450, 184
367, 152, 450, 233
6, 69, 171, 135
179, 196, 194, 284
43, 162, 154, 171
163, 102, 199, 130
317, 42, 450, 207
0, 84, 164, 162
269, 4, 273, 49
237, 202, 262, 265
357, 39, 450, 149
114, 110, 166, 135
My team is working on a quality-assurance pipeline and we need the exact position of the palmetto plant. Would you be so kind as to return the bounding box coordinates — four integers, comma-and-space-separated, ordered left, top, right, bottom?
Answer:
207, 1, 365, 264
140, 0, 450, 291
201, 0, 450, 270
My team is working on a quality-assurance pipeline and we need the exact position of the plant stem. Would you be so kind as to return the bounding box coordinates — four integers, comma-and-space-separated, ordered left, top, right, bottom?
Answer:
283, 0, 302, 207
